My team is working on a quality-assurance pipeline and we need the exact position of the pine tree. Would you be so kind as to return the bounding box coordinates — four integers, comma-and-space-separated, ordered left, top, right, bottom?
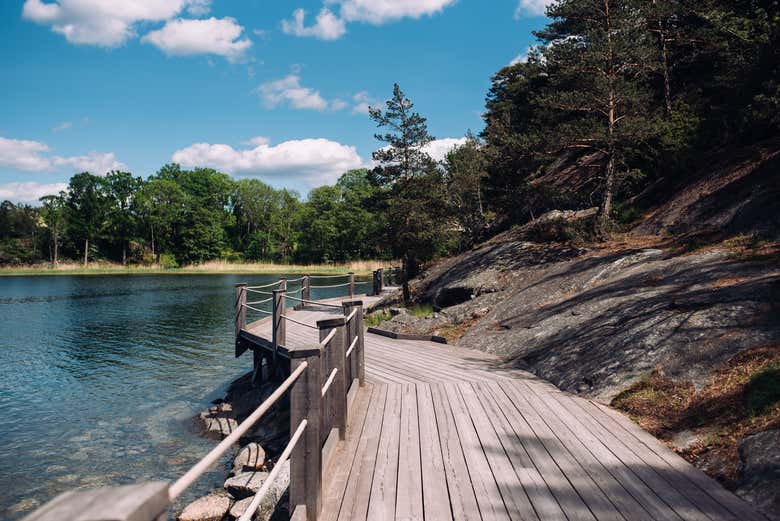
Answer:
536, 0, 662, 236
370, 84, 446, 302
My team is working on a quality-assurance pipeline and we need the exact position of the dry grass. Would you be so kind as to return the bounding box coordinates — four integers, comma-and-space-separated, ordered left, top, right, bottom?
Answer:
0, 259, 396, 277
612, 345, 780, 486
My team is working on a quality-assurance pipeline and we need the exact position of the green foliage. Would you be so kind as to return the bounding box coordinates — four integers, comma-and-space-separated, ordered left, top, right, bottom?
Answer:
365, 309, 393, 328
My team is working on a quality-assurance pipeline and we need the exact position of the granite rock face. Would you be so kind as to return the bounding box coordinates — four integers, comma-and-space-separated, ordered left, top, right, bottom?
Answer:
736, 429, 780, 520
411, 244, 778, 402
224, 471, 269, 498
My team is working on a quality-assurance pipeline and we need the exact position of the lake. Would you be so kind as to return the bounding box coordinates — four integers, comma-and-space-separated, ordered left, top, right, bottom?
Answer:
0, 274, 370, 519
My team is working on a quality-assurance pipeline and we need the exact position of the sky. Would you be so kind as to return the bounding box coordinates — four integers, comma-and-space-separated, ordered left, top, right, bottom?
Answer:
0, 0, 551, 203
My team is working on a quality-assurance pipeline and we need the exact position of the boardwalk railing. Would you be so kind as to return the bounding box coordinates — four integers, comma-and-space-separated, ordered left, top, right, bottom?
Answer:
24, 270, 384, 521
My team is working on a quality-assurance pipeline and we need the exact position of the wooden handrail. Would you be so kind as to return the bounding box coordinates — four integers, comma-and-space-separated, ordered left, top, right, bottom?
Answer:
169, 360, 309, 500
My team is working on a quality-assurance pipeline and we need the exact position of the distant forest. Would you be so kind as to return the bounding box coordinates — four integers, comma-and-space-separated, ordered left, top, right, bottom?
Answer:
2, 0, 777, 270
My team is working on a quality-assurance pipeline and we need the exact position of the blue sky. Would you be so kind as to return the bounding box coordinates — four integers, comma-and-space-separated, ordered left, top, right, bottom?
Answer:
0, 0, 550, 202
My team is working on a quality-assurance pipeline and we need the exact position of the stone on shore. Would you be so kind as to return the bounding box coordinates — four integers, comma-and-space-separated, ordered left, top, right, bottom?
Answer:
233, 442, 266, 475
224, 471, 269, 498
178, 491, 231, 521
228, 496, 254, 519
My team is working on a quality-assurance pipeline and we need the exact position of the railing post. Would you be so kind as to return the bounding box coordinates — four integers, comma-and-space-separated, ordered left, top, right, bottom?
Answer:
342, 300, 365, 388
272, 288, 287, 356
302, 275, 310, 308
348, 272, 355, 298
234, 283, 247, 339
317, 316, 348, 441
289, 345, 323, 521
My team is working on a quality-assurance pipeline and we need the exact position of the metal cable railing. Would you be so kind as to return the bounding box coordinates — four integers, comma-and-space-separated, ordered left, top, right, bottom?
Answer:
311, 282, 351, 289
284, 294, 344, 309
246, 280, 283, 290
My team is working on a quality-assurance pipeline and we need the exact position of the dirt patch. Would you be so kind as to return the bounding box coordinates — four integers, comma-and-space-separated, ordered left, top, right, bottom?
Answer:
612, 345, 780, 488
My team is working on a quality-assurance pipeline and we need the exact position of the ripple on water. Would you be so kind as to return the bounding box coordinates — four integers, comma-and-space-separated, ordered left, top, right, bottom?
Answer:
0, 274, 294, 520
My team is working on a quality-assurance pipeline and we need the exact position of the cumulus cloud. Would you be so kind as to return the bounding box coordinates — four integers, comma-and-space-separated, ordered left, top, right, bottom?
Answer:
141, 17, 251, 62
257, 74, 347, 112
423, 137, 468, 162
282, 0, 456, 40
334, 0, 457, 24
281, 8, 346, 40
514, 0, 554, 18
21, 0, 203, 47
186, 0, 210, 16
0, 182, 69, 204
172, 137, 364, 187
0, 136, 125, 174
0, 137, 53, 171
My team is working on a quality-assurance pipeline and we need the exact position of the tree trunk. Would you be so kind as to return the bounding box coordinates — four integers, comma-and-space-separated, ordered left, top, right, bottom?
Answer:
652, 0, 673, 115
597, 0, 616, 239
401, 255, 411, 305
83, 238, 89, 267
598, 153, 616, 237
122, 243, 127, 266
53, 231, 59, 266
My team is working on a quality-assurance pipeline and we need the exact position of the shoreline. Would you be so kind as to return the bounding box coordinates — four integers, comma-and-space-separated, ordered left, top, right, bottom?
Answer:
0, 260, 392, 277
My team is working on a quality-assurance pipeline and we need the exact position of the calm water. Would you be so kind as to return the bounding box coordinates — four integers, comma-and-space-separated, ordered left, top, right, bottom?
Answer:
0, 274, 370, 519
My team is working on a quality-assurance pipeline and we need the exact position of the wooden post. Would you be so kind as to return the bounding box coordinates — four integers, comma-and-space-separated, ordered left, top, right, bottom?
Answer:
342, 300, 365, 387
378, 268, 385, 292
234, 283, 247, 339
288, 345, 323, 521
348, 272, 355, 298
372, 270, 380, 296
272, 288, 287, 355
302, 275, 311, 308
317, 316, 348, 441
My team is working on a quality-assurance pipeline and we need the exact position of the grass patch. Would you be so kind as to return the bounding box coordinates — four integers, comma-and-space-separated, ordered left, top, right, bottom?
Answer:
407, 303, 435, 318
0, 259, 394, 277
365, 309, 393, 328
612, 345, 780, 486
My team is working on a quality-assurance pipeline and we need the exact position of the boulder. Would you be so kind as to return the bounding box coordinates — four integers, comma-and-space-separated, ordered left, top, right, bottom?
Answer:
178, 491, 231, 521
228, 496, 254, 519
233, 443, 266, 475
736, 429, 780, 519
224, 471, 269, 498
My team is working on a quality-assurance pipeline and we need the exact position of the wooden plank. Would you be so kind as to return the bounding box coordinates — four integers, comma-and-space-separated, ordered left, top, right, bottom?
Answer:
445, 382, 511, 521
499, 381, 625, 521
336, 385, 388, 521
429, 384, 482, 521
574, 397, 762, 521
457, 383, 539, 521
396, 383, 424, 521
367, 384, 402, 521
509, 380, 660, 521
517, 380, 684, 521
416, 383, 454, 521
473, 382, 567, 521
483, 381, 596, 521
321, 384, 375, 521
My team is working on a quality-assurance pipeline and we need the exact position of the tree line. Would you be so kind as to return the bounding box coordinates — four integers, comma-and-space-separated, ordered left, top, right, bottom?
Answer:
2, 0, 777, 299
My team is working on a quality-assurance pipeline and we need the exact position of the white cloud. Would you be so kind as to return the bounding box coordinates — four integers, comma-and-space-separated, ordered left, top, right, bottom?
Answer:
351, 91, 376, 114
52, 152, 126, 173
0, 182, 69, 204
21, 0, 203, 47
282, 0, 456, 40
186, 0, 210, 16
333, 0, 456, 24
514, 0, 553, 18
172, 137, 364, 187
281, 8, 346, 40
257, 74, 346, 112
0, 137, 53, 171
52, 121, 72, 132
423, 137, 468, 162
241, 136, 270, 147
0, 136, 125, 174
142, 17, 252, 62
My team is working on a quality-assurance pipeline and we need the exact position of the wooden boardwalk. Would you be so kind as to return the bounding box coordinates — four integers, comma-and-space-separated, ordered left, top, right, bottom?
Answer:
245, 294, 766, 521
